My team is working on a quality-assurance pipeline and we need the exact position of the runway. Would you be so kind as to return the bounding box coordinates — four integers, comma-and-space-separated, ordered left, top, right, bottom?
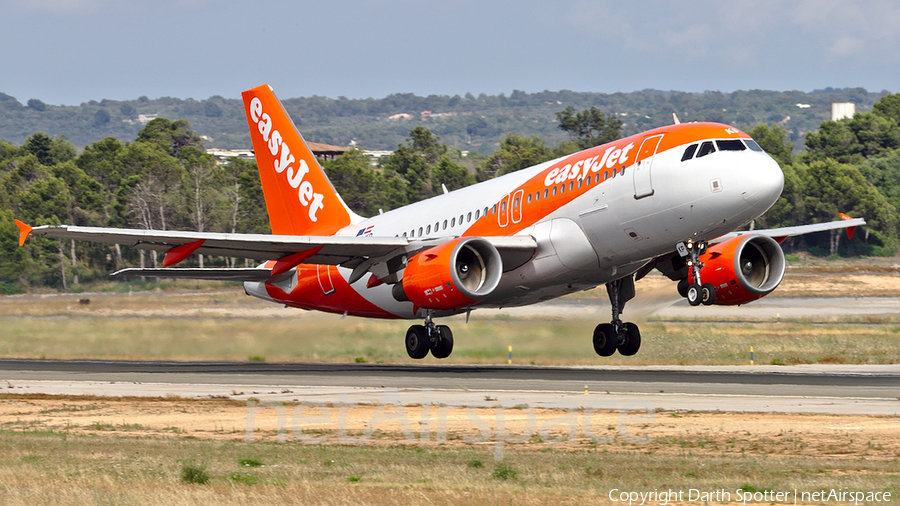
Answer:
1, 359, 898, 416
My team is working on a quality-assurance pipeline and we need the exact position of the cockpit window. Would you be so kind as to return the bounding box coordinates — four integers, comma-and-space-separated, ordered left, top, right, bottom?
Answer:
696, 141, 716, 158
681, 144, 698, 161
716, 139, 746, 151
744, 139, 763, 152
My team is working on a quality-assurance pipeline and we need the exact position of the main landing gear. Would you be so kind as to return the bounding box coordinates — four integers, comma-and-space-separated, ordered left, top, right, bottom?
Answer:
593, 276, 641, 357
405, 311, 454, 359
676, 240, 716, 307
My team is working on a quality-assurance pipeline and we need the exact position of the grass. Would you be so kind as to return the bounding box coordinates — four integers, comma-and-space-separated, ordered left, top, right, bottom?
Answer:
0, 428, 895, 505
180, 461, 210, 485
0, 312, 898, 365
1, 282, 899, 365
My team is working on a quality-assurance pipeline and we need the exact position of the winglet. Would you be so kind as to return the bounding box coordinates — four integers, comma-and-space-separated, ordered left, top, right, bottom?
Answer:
162, 240, 205, 267
13, 219, 32, 247
840, 213, 857, 240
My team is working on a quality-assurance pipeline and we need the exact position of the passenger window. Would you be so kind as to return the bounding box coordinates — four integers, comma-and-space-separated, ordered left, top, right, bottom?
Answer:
492, 204, 497, 214
527, 193, 532, 204
443, 219, 447, 230
402, 232, 407, 237
435, 222, 439, 231
716, 139, 746, 151
484, 207, 489, 216
744, 139, 763, 152
577, 178, 583, 188
603, 171, 608, 181
620, 166, 625, 176
501, 201, 506, 212
451, 217, 456, 227
696, 141, 716, 158
410, 229, 415, 237
543, 189, 548, 199
514, 196, 520, 208
552, 186, 557, 196
467, 212, 472, 222
475, 209, 480, 219
418, 227, 423, 236
560, 183, 565, 194
459, 214, 464, 224
681, 144, 698, 161
534, 192, 539, 202
569, 181, 574, 191
426, 224, 431, 234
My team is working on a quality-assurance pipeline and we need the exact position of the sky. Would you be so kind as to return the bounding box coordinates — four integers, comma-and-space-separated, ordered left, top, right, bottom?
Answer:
1, 0, 898, 106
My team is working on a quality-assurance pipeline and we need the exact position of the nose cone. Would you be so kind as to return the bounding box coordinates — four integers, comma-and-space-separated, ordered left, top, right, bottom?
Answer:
741, 153, 784, 215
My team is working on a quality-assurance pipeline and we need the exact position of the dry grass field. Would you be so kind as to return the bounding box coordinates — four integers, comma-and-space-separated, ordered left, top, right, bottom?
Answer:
0, 267, 899, 504
0, 394, 897, 505
0, 271, 899, 365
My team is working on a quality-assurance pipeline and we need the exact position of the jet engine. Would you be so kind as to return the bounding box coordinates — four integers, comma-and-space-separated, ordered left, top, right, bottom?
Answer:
689, 234, 786, 306
393, 237, 502, 310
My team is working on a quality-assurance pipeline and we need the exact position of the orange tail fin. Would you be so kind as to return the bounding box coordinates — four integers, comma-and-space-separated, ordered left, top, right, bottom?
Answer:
242, 84, 356, 236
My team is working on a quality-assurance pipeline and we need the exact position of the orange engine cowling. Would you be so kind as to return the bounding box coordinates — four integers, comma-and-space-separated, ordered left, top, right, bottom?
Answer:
688, 234, 786, 306
395, 237, 503, 310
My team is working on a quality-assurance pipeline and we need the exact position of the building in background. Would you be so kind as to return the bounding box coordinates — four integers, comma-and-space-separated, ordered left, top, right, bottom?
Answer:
831, 102, 855, 121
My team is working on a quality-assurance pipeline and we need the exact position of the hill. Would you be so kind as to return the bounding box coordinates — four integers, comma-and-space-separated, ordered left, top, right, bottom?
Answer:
0, 87, 888, 154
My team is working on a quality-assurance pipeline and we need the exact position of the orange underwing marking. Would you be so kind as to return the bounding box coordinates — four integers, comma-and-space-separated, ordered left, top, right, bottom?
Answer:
840, 213, 857, 240
13, 219, 32, 247
270, 246, 323, 277
161, 240, 206, 267
366, 274, 384, 288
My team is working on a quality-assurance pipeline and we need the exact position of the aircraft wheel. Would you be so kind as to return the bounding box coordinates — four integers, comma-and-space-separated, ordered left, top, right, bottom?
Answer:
686, 283, 702, 306
617, 322, 641, 356
677, 278, 689, 298
430, 325, 454, 359
592, 323, 618, 357
405, 324, 430, 359
701, 283, 717, 306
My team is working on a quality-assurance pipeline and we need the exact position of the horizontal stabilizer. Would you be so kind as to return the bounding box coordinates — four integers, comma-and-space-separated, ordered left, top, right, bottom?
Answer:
112, 268, 273, 282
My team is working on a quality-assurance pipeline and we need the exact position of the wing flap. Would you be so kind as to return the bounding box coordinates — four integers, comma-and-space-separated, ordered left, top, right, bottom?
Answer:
112, 268, 274, 281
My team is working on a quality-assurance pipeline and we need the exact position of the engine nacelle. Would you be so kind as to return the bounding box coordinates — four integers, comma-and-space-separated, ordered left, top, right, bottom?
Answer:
689, 234, 785, 306
395, 237, 502, 310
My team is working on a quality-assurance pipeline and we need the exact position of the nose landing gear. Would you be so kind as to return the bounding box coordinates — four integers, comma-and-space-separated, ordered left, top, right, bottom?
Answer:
680, 240, 716, 306
405, 311, 454, 359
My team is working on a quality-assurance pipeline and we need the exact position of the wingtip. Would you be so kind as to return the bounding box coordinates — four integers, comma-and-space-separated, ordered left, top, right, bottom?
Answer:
13, 219, 32, 247
839, 213, 858, 240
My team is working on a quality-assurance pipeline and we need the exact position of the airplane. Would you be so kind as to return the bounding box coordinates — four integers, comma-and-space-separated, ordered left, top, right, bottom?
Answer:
14, 84, 864, 360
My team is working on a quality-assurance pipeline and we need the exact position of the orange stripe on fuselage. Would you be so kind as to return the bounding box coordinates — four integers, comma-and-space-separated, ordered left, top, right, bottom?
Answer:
463, 122, 749, 237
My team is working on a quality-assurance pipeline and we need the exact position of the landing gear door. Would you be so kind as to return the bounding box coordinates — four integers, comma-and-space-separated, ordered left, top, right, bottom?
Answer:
633, 134, 663, 199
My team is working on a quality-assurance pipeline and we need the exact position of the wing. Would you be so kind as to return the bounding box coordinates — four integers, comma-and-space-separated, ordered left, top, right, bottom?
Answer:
15, 221, 536, 282
711, 216, 866, 244
638, 216, 866, 282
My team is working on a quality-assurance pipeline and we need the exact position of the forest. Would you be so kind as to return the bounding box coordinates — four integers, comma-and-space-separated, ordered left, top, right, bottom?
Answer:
1, 92, 899, 293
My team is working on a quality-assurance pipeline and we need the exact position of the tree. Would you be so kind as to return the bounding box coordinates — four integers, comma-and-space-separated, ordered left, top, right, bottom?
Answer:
872, 93, 900, 125
800, 159, 895, 255
555, 106, 622, 149
476, 133, 553, 181
27, 99, 46, 112
749, 124, 794, 167
136, 118, 204, 158
381, 127, 470, 203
